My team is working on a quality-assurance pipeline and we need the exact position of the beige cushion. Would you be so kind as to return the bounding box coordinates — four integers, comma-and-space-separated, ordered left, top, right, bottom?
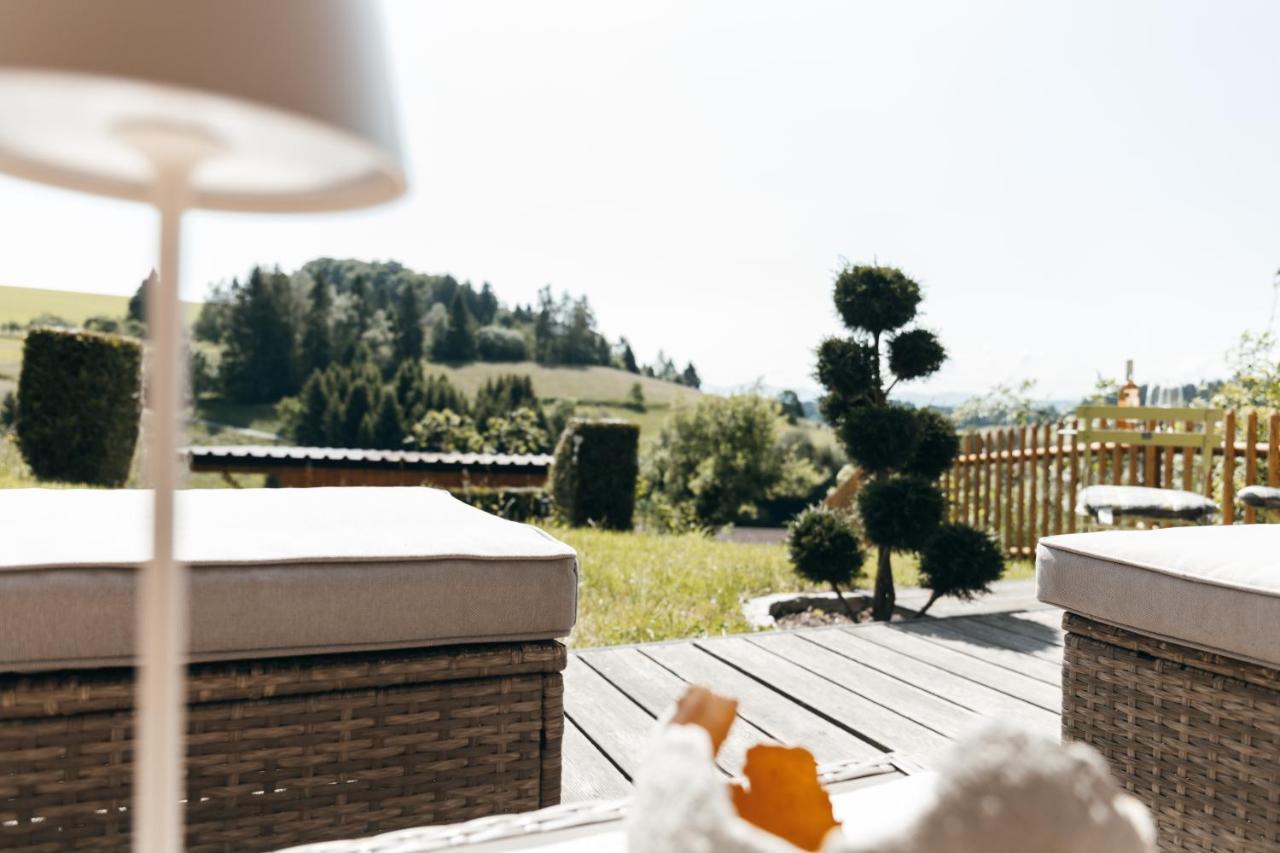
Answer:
1036, 526, 1280, 668
0, 487, 578, 671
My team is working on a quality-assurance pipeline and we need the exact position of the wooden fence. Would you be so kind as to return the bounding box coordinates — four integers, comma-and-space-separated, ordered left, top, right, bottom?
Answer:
942, 410, 1280, 558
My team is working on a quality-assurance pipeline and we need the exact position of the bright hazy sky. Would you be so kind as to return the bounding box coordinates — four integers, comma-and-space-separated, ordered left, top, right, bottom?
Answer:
2, 1, 1279, 400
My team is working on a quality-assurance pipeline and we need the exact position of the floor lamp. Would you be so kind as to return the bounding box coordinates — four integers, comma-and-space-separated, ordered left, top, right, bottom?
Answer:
0, 3, 405, 850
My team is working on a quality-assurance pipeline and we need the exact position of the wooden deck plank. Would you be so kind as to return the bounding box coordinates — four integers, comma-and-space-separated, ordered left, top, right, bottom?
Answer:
1006, 608, 1065, 631
802, 629, 1059, 737
578, 647, 773, 776
892, 620, 1063, 684
561, 716, 632, 803
982, 612, 1066, 646
941, 616, 1064, 662
640, 641, 882, 765
561, 655, 656, 780
694, 636, 951, 762
746, 632, 981, 738
848, 624, 1062, 712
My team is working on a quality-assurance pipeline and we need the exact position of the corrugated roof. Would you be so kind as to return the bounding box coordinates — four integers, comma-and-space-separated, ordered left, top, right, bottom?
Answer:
183, 445, 553, 468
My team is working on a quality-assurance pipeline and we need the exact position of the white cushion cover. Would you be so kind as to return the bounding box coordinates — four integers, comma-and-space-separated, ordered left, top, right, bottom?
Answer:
1036, 526, 1280, 667
0, 487, 578, 670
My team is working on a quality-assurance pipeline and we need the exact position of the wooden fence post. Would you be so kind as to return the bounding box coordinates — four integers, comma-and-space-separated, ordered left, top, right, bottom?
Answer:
1016, 426, 1027, 556
993, 430, 1004, 543
1245, 411, 1259, 525
961, 433, 972, 525
1069, 419, 1080, 533
1269, 413, 1280, 488
1003, 428, 1014, 547
1223, 410, 1236, 525
1027, 425, 1038, 550
1054, 420, 1065, 535
1040, 422, 1052, 539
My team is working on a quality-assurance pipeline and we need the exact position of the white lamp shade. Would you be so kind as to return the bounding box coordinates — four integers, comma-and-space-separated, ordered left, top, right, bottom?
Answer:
0, 0, 404, 212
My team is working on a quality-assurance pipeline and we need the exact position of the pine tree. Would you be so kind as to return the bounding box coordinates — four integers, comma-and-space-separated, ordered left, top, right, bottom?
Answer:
433, 289, 477, 362
341, 380, 375, 447
296, 373, 331, 446
371, 394, 405, 449
622, 340, 639, 373
680, 362, 701, 389
220, 267, 301, 403
393, 284, 424, 365
128, 275, 149, 324
476, 282, 499, 325
300, 275, 333, 378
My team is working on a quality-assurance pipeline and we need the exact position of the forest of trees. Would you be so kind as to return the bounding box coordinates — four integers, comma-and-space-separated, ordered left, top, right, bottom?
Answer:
193, 259, 701, 405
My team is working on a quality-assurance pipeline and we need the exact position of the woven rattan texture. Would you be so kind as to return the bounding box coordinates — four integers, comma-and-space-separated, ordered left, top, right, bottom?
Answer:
0, 641, 566, 852
1062, 614, 1280, 852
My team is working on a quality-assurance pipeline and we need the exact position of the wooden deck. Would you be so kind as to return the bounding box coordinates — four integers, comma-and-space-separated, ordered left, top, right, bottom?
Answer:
560, 603, 1064, 802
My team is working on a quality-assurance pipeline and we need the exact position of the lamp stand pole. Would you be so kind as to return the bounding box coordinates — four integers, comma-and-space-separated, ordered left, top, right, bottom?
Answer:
122, 123, 222, 853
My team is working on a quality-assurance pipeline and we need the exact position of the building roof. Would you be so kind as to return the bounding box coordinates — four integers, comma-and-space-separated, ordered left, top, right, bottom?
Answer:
184, 445, 553, 470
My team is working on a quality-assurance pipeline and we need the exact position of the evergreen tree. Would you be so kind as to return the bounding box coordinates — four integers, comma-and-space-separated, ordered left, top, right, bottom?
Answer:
476, 282, 499, 325
341, 379, 375, 446
680, 362, 702, 389
128, 275, 149, 324
299, 275, 333, 378
433, 288, 477, 362
370, 394, 405, 449
296, 372, 331, 446
220, 267, 301, 403
622, 339, 639, 373
815, 264, 984, 621
393, 283, 424, 365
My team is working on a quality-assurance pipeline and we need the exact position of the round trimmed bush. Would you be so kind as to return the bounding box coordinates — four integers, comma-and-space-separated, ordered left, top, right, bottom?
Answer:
833, 265, 921, 336
888, 329, 946, 380
916, 523, 1004, 616
906, 408, 961, 480
838, 406, 921, 474
16, 328, 142, 486
857, 475, 944, 551
787, 505, 865, 618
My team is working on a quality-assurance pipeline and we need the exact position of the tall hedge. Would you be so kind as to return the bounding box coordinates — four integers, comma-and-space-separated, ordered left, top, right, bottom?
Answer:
551, 418, 639, 530
16, 327, 142, 486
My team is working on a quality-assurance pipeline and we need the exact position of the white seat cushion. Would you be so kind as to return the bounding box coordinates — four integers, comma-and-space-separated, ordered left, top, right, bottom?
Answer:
0, 487, 578, 671
1036, 526, 1280, 667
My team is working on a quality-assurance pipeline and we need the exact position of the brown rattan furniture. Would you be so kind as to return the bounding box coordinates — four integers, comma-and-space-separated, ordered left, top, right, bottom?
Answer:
1038, 526, 1280, 852
2, 641, 566, 852
0, 487, 578, 852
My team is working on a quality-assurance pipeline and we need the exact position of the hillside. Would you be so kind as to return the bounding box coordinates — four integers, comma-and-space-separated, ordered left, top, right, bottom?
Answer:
0, 284, 201, 327
435, 361, 700, 407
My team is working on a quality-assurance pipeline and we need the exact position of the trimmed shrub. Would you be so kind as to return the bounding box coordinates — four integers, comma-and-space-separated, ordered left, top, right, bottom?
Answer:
451, 486, 550, 522
857, 475, 944, 551
16, 328, 142, 485
787, 505, 865, 618
916, 523, 1005, 616
838, 405, 921, 474
552, 418, 639, 530
906, 408, 960, 480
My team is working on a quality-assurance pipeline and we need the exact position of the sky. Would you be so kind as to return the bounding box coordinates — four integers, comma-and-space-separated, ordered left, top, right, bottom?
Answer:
2, 0, 1279, 401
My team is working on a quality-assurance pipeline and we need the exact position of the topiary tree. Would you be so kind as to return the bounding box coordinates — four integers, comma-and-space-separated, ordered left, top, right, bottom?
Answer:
916, 523, 1004, 617
815, 264, 966, 620
16, 328, 141, 486
787, 505, 865, 619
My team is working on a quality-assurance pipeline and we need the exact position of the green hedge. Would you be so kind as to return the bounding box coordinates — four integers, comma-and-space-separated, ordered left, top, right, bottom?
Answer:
450, 486, 550, 522
16, 327, 142, 486
551, 418, 639, 530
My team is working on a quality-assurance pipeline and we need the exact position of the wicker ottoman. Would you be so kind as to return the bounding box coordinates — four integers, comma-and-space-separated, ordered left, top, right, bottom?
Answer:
1037, 526, 1280, 852
0, 487, 578, 852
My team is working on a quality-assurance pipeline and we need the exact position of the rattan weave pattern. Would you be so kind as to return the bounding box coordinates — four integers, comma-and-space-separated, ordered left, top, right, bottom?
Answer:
0, 641, 566, 852
1062, 613, 1280, 852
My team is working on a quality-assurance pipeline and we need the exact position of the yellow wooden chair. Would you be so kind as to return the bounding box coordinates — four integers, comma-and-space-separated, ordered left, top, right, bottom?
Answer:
1073, 405, 1222, 525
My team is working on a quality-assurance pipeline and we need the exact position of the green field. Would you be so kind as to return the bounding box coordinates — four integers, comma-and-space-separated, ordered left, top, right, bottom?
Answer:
431, 361, 701, 407
0, 283, 201, 328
